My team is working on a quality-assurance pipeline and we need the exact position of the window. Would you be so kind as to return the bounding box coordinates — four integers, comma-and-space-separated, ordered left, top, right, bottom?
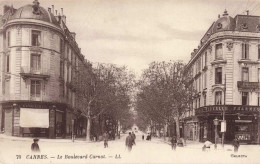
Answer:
258, 93, 260, 106
204, 72, 207, 88
31, 30, 41, 46
7, 31, 10, 47
215, 67, 222, 84
60, 61, 64, 78
215, 91, 222, 105
204, 94, 207, 106
205, 52, 207, 66
242, 92, 248, 105
242, 67, 249, 82
258, 68, 260, 82
31, 80, 41, 99
6, 55, 10, 73
242, 43, 249, 59
31, 54, 41, 71
60, 39, 63, 53
258, 45, 260, 60
215, 44, 223, 60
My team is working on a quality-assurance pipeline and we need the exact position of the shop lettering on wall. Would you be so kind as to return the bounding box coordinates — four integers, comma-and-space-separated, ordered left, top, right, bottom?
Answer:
20, 103, 48, 109
197, 105, 260, 114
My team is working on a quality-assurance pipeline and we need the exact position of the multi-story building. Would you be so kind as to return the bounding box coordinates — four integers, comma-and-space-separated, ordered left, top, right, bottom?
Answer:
184, 10, 260, 144
0, 0, 90, 138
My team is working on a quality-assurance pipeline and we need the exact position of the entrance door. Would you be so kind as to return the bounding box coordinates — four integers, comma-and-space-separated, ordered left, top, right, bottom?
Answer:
4, 109, 13, 135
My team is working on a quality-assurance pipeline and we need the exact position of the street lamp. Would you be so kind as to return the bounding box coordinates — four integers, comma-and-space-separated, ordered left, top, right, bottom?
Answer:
213, 117, 219, 149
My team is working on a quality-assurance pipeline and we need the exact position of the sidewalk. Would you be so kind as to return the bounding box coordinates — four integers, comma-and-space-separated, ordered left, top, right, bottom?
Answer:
0, 134, 98, 143
155, 137, 234, 151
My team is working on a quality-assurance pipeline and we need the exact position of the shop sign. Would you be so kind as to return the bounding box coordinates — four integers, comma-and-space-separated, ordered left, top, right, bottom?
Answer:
237, 81, 260, 90
221, 120, 226, 132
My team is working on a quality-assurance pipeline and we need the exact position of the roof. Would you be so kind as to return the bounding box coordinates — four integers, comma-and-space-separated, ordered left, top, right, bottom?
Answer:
8, 4, 59, 26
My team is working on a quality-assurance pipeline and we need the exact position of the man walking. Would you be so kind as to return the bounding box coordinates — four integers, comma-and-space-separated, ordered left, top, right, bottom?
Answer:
131, 132, 136, 145
125, 132, 133, 152
233, 137, 240, 153
171, 136, 177, 150
103, 132, 109, 148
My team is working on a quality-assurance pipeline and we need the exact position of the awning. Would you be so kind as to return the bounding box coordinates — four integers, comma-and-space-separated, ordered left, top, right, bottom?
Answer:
20, 108, 49, 128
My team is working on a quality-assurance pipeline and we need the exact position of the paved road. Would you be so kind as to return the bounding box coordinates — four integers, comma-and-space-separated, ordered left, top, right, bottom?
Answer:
0, 133, 259, 164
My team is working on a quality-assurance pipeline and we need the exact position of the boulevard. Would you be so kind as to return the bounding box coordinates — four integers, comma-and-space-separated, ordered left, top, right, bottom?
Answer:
0, 133, 259, 164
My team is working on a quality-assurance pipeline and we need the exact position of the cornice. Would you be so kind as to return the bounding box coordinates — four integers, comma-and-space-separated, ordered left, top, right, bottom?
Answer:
185, 31, 260, 70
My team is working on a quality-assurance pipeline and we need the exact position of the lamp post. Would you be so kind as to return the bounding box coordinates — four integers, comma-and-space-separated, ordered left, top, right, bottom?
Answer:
213, 117, 219, 149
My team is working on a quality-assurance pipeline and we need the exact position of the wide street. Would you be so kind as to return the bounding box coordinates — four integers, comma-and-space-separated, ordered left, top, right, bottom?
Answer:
0, 132, 260, 164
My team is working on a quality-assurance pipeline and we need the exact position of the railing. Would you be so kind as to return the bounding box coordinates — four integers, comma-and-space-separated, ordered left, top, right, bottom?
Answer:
237, 81, 260, 90
20, 66, 50, 76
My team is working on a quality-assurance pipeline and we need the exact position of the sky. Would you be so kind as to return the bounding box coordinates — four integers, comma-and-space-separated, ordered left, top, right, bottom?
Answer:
1, 0, 260, 76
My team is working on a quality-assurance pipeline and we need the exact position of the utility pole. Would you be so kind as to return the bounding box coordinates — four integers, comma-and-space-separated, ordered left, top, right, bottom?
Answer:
222, 74, 226, 147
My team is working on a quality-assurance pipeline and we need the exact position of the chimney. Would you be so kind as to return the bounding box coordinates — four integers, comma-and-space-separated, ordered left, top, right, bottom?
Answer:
52, 5, 54, 14
48, 7, 51, 13
60, 8, 66, 24
71, 32, 76, 40
246, 10, 249, 15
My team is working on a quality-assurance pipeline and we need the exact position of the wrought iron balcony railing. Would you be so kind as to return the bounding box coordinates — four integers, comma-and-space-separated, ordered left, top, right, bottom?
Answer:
20, 66, 50, 81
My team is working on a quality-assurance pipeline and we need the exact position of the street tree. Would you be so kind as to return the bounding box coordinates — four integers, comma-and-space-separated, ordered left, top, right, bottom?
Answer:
136, 61, 193, 139
75, 62, 134, 141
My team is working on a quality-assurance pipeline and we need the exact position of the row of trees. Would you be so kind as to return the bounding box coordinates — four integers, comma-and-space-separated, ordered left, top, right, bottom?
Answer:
75, 62, 135, 141
135, 61, 193, 139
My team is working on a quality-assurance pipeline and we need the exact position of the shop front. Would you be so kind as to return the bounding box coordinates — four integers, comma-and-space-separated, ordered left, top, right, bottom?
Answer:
196, 105, 260, 144
0, 101, 70, 138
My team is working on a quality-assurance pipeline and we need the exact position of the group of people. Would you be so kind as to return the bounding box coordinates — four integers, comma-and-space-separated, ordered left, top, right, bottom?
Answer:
125, 132, 136, 152
202, 137, 240, 153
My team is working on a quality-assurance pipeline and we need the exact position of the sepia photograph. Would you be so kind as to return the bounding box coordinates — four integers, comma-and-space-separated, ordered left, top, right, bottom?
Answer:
0, 0, 260, 163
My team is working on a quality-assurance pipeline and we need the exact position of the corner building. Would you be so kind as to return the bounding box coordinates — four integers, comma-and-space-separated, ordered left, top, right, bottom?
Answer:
184, 10, 260, 144
0, 0, 89, 138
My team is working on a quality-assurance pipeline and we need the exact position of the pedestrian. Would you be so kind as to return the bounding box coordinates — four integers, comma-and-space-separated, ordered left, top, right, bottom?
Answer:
233, 137, 240, 153
142, 135, 144, 140
202, 139, 212, 152
131, 132, 136, 145
125, 132, 133, 152
171, 136, 177, 150
103, 132, 109, 148
31, 138, 40, 152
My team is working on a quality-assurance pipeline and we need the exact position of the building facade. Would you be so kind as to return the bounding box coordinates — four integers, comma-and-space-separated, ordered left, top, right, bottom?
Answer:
0, 0, 89, 138
184, 10, 260, 144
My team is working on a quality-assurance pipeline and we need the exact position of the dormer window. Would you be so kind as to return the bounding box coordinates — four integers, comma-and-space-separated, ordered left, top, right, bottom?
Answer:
241, 23, 248, 29
31, 30, 41, 46
217, 23, 222, 29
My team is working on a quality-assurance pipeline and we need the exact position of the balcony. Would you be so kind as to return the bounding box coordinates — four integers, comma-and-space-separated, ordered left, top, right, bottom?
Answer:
237, 81, 260, 91
20, 66, 50, 81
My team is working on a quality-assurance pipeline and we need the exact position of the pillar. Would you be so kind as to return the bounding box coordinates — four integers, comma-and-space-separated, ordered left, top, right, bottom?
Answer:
49, 108, 55, 139
257, 113, 260, 144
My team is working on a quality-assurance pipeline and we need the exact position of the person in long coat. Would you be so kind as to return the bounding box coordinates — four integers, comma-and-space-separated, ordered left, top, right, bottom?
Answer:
131, 132, 136, 145
171, 136, 177, 150
103, 132, 109, 148
125, 132, 133, 152
233, 137, 240, 153
31, 138, 40, 152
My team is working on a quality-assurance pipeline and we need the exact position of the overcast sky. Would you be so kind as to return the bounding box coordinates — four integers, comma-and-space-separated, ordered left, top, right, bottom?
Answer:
1, 0, 260, 76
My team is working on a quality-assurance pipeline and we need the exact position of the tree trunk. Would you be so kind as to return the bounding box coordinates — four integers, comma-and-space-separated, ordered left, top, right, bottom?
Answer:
86, 107, 91, 141
175, 116, 180, 139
